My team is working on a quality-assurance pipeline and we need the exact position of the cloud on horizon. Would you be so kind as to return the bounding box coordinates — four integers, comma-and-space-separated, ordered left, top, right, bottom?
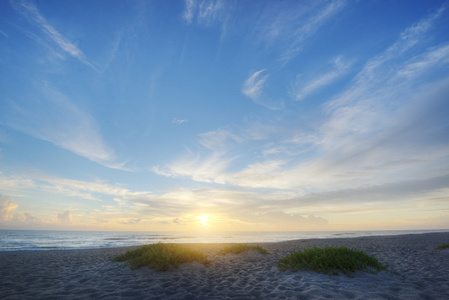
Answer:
0, 194, 78, 228
0, 194, 18, 221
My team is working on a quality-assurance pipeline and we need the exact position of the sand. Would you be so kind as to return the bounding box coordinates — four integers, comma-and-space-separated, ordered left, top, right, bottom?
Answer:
1, 232, 448, 299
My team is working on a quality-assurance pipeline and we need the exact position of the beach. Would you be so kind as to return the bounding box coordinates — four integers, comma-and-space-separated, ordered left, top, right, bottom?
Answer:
1, 232, 448, 299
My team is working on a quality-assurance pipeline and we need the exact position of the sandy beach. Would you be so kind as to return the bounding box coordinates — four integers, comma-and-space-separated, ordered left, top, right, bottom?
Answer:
1, 232, 448, 299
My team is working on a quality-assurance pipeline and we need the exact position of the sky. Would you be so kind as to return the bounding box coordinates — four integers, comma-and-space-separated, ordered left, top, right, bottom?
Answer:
0, 0, 448, 232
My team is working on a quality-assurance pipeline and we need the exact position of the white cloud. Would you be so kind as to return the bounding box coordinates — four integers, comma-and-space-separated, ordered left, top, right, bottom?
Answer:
172, 118, 189, 125
131, 175, 448, 228
293, 56, 351, 100
396, 44, 449, 78
0, 194, 18, 221
289, 0, 344, 53
0, 171, 152, 203
2, 84, 124, 169
11, 0, 99, 72
156, 74, 449, 191
36, 175, 152, 199
21, 211, 43, 224
183, 0, 196, 24
227, 160, 292, 189
309, 6, 449, 190
198, 0, 223, 25
126, 186, 301, 220
101, 31, 123, 72
279, 174, 449, 211
0, 194, 77, 228
328, 2, 448, 111
399, 2, 447, 47
242, 69, 269, 99
156, 2, 449, 195
154, 151, 233, 184
118, 218, 141, 225
198, 128, 242, 150
57, 210, 72, 224
239, 212, 328, 230
183, 0, 224, 26
5, 166, 441, 230
271, 0, 347, 63
242, 69, 283, 110
0, 172, 35, 191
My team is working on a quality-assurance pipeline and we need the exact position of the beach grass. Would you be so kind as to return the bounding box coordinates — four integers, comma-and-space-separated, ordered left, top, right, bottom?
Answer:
219, 244, 269, 255
436, 243, 449, 250
277, 246, 388, 278
112, 243, 210, 271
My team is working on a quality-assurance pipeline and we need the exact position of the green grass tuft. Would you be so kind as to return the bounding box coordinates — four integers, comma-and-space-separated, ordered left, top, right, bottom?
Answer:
112, 242, 210, 271
277, 246, 388, 278
436, 243, 449, 250
219, 244, 268, 255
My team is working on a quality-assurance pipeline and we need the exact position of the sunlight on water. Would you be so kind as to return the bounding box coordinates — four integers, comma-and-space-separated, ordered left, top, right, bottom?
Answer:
1, 229, 448, 251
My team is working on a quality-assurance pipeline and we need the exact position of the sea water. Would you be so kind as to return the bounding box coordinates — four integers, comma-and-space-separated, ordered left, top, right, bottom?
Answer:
0, 229, 447, 251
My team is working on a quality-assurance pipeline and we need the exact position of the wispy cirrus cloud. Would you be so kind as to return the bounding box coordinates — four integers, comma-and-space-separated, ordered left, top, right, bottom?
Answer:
157, 2, 449, 194
300, 5, 449, 191
10, 0, 99, 72
100, 31, 123, 73
396, 44, 449, 78
280, 0, 346, 63
153, 151, 233, 184
242, 69, 269, 99
153, 128, 242, 183
0, 171, 153, 210
292, 56, 351, 101
197, 0, 223, 25
0, 172, 36, 191
328, 2, 448, 111
183, 0, 224, 26
254, 0, 346, 64
157, 75, 449, 191
183, 0, 196, 24
36, 175, 152, 200
172, 118, 189, 125
0, 83, 125, 169
242, 69, 283, 110
198, 128, 242, 150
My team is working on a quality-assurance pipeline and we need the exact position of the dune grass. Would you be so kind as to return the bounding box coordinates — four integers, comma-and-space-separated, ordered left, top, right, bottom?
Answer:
219, 244, 268, 255
436, 243, 449, 250
112, 243, 210, 271
277, 246, 388, 278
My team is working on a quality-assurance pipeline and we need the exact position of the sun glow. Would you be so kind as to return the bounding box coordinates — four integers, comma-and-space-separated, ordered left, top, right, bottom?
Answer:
197, 214, 209, 226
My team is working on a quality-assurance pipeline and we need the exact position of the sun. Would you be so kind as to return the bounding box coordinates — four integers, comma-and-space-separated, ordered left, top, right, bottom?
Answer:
197, 214, 209, 226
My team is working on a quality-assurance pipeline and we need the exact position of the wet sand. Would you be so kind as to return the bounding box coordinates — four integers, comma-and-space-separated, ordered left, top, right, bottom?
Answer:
1, 232, 448, 299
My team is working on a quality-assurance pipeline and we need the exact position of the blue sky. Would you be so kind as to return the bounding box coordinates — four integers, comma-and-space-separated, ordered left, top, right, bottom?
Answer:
1, 0, 448, 231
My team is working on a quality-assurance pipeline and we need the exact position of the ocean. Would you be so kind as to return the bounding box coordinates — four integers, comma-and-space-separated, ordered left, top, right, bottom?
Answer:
0, 229, 447, 251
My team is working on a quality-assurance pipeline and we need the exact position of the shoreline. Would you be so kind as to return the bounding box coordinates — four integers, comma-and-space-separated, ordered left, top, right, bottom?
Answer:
2, 229, 448, 251
1, 232, 448, 299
